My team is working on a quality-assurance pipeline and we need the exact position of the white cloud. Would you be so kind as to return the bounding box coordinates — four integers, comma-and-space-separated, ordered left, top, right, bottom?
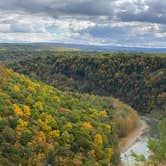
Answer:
0, 0, 165, 47
0, 24, 10, 32
50, 19, 96, 32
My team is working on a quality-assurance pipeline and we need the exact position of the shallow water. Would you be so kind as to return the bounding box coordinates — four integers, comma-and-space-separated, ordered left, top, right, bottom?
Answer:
120, 115, 157, 165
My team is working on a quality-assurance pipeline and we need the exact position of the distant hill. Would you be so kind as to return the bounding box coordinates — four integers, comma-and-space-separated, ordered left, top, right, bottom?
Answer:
0, 43, 80, 52
0, 43, 166, 53
50, 43, 166, 53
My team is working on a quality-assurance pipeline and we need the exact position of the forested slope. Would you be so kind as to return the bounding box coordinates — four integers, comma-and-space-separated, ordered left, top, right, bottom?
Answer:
10, 53, 166, 113
0, 65, 139, 165
2, 50, 166, 165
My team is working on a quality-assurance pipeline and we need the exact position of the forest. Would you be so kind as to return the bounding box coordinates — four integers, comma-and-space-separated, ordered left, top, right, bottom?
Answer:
9, 52, 166, 113
0, 64, 141, 165
0, 49, 166, 165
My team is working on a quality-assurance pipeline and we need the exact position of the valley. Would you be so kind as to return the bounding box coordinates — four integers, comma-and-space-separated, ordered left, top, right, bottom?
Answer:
0, 47, 165, 165
0, 0, 166, 165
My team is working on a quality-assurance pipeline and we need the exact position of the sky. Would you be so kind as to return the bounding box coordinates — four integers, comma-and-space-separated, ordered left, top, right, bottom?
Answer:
0, 0, 166, 47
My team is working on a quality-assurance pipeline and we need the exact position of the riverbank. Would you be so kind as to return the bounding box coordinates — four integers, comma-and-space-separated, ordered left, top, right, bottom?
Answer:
119, 118, 149, 153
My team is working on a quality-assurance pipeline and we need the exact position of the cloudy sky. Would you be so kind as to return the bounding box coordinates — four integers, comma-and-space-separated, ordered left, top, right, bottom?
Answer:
0, 0, 166, 47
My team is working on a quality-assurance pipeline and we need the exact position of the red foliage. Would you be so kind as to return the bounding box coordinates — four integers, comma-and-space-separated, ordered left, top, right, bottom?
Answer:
59, 107, 66, 112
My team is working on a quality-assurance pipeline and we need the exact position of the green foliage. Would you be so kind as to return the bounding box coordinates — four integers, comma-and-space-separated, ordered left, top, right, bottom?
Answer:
0, 66, 138, 165
131, 151, 146, 162
1, 49, 165, 165
148, 116, 166, 165
10, 53, 166, 113
132, 107, 166, 165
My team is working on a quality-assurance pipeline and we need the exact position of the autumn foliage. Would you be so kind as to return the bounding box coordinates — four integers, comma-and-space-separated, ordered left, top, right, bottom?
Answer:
0, 66, 134, 165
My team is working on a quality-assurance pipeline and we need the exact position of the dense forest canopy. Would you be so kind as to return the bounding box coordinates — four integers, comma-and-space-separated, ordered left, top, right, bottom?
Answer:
0, 48, 166, 165
0, 65, 140, 165
9, 52, 166, 113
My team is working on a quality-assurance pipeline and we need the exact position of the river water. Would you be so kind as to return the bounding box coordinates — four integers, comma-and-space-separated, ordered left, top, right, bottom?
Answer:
120, 115, 158, 166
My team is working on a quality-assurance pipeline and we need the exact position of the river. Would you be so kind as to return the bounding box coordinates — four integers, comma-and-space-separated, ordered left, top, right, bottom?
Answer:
120, 115, 158, 166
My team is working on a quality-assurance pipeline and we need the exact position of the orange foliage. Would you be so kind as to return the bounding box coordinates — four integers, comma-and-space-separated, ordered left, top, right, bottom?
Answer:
13, 104, 23, 117
88, 149, 96, 158
23, 105, 31, 118
36, 131, 46, 142
82, 122, 92, 129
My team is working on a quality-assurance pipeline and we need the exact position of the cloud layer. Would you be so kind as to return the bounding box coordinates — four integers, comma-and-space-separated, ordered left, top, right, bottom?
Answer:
0, 0, 165, 47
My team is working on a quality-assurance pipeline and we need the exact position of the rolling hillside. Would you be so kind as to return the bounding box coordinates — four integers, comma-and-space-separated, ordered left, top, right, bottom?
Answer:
0, 65, 140, 165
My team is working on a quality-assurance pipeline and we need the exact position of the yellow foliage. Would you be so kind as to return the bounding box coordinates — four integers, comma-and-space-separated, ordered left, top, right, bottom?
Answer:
94, 134, 103, 146
27, 86, 36, 94
36, 153, 45, 162
48, 130, 60, 138
13, 104, 23, 117
54, 96, 60, 104
41, 113, 54, 124
15, 126, 22, 136
37, 119, 42, 124
100, 111, 107, 117
23, 105, 31, 118
34, 101, 43, 111
37, 119, 52, 132
15, 119, 28, 136
37, 131, 46, 142
82, 122, 92, 129
107, 148, 113, 158
18, 118, 28, 128
105, 124, 111, 131
65, 122, 73, 129
92, 111, 99, 117
13, 85, 20, 92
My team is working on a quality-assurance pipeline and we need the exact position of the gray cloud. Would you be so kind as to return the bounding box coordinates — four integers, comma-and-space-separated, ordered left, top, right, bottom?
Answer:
10, 23, 33, 33
116, 0, 166, 24
0, 0, 165, 47
0, 0, 114, 18
0, 0, 165, 24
